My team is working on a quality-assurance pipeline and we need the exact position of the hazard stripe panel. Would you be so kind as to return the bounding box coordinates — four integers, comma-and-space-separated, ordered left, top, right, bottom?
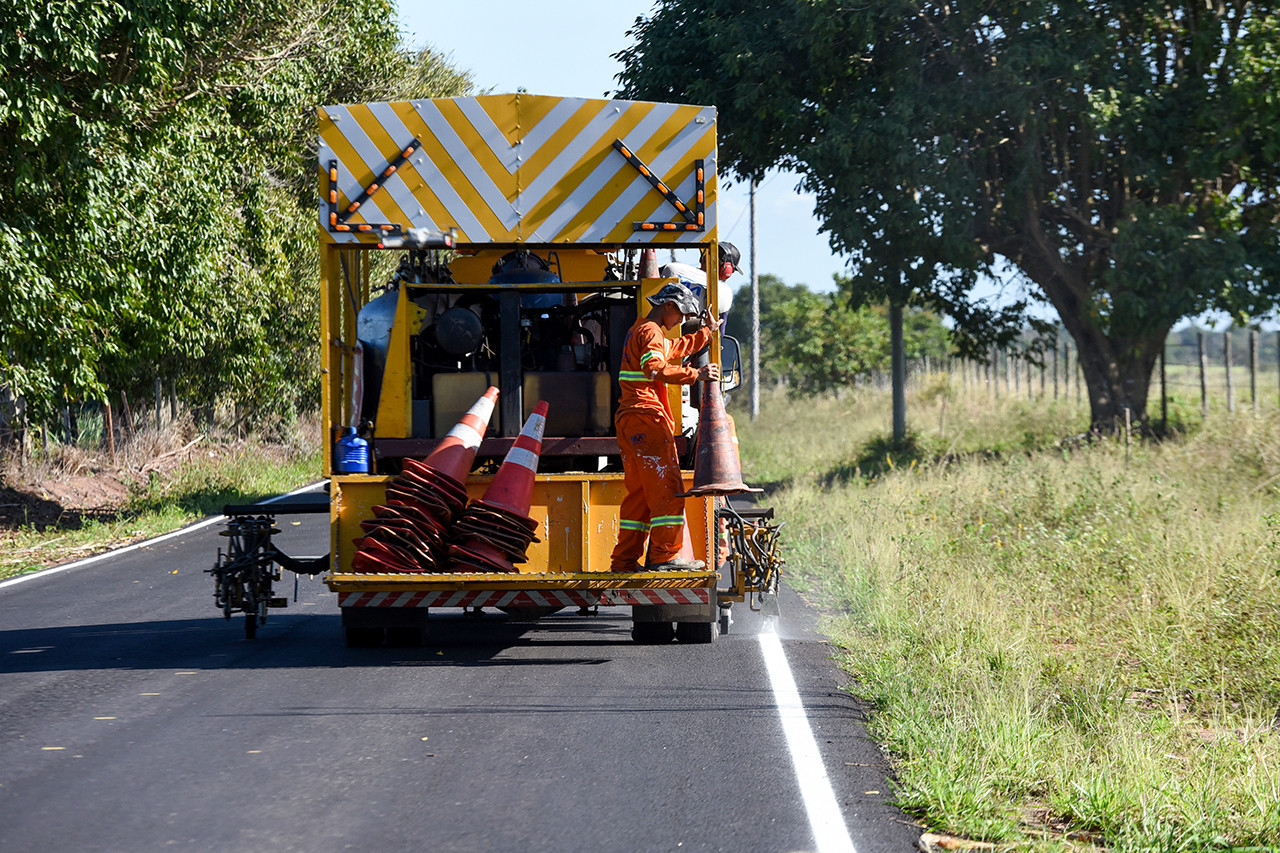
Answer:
336, 588, 711, 608
318, 94, 717, 247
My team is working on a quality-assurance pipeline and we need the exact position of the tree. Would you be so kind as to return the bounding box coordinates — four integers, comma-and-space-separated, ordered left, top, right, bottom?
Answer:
615, 0, 1280, 430
0, 0, 471, 430
725, 273, 950, 394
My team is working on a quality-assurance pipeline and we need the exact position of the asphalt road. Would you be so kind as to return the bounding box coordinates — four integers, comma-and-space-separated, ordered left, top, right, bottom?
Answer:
0, 501, 920, 853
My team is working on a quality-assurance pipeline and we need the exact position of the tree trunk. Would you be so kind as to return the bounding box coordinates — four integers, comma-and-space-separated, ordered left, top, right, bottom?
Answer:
1013, 238, 1168, 432
1068, 324, 1166, 432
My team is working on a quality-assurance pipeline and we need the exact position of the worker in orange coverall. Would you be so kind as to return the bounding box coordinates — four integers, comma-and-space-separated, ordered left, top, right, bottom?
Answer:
611, 281, 720, 572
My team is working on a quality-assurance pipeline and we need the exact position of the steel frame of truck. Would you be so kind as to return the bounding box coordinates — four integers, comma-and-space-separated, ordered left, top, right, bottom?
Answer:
312, 93, 779, 646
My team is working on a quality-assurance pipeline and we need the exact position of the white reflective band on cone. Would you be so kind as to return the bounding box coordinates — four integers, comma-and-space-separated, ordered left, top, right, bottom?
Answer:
505, 446, 539, 472
468, 396, 496, 420
445, 422, 483, 449
525, 414, 545, 442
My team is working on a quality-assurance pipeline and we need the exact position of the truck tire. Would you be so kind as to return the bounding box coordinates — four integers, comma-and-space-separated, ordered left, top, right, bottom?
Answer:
675, 621, 716, 644
631, 621, 675, 644
343, 626, 384, 647
385, 625, 429, 647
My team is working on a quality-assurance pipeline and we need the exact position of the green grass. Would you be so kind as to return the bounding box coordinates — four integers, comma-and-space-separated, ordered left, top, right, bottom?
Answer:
1, 441, 321, 581
732, 381, 1280, 851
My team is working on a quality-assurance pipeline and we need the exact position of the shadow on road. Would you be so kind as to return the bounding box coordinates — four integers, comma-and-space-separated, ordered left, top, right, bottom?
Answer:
0, 609, 748, 674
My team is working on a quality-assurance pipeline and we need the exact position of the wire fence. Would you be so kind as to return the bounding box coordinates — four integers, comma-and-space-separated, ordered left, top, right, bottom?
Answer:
875, 329, 1280, 424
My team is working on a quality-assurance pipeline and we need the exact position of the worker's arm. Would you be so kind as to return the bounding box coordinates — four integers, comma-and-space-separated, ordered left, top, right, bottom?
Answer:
667, 326, 713, 361
640, 326, 719, 385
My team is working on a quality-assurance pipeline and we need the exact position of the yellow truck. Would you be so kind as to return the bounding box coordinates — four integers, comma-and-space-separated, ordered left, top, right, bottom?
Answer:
210, 94, 781, 644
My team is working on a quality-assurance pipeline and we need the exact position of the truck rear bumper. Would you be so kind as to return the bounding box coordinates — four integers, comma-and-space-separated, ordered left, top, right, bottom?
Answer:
327, 570, 716, 609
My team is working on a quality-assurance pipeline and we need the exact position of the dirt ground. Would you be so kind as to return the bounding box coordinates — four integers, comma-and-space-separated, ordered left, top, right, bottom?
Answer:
0, 430, 221, 534
0, 475, 130, 532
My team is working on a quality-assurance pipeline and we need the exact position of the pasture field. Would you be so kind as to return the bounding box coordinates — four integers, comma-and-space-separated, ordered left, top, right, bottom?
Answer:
734, 381, 1280, 851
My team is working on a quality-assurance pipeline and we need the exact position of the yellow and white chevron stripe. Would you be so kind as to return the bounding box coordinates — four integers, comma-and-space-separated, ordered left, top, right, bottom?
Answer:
317, 94, 718, 247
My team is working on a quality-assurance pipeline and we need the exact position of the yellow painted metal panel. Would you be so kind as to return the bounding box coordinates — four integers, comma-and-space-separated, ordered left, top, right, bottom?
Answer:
447, 249, 609, 286
333, 475, 391, 574
329, 472, 717, 581
373, 286, 421, 439
318, 94, 717, 248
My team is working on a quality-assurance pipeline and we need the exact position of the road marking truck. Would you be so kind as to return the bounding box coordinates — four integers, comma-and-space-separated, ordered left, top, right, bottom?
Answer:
210, 94, 781, 644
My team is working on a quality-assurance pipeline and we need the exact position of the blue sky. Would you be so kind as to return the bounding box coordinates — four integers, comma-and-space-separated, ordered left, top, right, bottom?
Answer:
393, 2, 1251, 334
395, 0, 852, 294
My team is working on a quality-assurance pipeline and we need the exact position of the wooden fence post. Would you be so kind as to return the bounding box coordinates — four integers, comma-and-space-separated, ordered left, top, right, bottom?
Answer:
120, 391, 134, 438
1075, 346, 1082, 406
1160, 345, 1167, 431
1225, 331, 1235, 413
1198, 331, 1208, 416
990, 345, 998, 398
104, 401, 116, 461
1250, 329, 1259, 412
1053, 344, 1059, 399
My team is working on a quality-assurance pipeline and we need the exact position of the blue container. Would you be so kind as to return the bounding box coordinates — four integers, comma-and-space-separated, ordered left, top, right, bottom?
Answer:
334, 428, 370, 474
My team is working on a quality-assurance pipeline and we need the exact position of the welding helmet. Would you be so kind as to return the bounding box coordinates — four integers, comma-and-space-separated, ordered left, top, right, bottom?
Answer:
646, 281, 701, 316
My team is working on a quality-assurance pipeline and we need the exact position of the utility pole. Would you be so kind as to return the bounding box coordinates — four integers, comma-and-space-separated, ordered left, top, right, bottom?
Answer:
749, 177, 760, 420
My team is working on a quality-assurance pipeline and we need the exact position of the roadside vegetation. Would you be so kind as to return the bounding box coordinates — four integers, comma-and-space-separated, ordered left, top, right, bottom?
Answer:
0, 418, 320, 581
732, 383, 1280, 851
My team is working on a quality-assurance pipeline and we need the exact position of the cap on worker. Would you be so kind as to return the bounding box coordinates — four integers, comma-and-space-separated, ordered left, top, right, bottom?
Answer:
646, 281, 701, 315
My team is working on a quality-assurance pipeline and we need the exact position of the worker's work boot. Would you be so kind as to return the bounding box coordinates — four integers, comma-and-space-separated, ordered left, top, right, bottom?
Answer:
609, 561, 643, 573
647, 557, 705, 572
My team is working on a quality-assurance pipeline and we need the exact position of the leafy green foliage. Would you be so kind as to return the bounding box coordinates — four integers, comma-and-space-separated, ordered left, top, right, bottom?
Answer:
0, 0, 471, 427
616, 0, 1280, 428
726, 273, 950, 394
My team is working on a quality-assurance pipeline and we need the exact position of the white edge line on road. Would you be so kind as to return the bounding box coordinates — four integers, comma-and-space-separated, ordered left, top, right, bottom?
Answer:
0, 482, 326, 592
759, 624, 859, 853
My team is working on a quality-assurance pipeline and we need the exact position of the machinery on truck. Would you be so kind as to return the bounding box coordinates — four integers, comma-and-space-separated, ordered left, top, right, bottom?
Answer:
208, 93, 782, 644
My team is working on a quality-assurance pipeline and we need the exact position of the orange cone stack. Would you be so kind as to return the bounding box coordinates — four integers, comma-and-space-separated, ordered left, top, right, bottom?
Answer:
676, 379, 763, 498
449, 401, 549, 574
352, 388, 499, 573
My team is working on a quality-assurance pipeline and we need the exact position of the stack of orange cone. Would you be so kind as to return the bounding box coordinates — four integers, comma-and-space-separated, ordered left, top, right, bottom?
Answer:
353, 388, 499, 573
448, 401, 549, 573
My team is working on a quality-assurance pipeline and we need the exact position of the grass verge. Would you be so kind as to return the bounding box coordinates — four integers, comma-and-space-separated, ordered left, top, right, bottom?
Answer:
733, 381, 1280, 851
1, 426, 321, 582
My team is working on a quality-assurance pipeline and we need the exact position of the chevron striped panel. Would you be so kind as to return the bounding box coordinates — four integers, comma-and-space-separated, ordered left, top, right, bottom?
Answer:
318, 94, 718, 247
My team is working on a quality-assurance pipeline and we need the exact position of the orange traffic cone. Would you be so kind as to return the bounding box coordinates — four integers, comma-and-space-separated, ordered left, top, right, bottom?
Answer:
447, 402, 549, 574
676, 380, 762, 497
478, 401, 548, 517
420, 386, 499, 485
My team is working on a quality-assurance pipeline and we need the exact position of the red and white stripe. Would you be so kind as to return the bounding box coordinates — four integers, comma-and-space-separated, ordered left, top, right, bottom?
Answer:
445, 387, 498, 449
337, 587, 710, 609
504, 403, 547, 472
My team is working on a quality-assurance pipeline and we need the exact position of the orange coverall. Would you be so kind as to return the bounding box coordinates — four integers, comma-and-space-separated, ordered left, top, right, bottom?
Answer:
611, 317, 713, 570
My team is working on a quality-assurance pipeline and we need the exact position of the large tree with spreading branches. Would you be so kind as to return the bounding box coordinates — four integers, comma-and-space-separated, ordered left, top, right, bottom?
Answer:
0, 0, 471, 430
616, 0, 1280, 430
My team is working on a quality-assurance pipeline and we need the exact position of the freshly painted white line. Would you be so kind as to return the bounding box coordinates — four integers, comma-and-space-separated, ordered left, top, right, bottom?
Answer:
759, 625, 858, 853
0, 482, 325, 591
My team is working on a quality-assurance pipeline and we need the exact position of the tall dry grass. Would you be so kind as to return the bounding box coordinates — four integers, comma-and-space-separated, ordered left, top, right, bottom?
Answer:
732, 380, 1280, 850
1, 415, 322, 579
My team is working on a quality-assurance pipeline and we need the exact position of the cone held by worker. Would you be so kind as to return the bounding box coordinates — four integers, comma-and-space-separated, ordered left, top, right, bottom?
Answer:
676, 379, 762, 498
610, 280, 723, 573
